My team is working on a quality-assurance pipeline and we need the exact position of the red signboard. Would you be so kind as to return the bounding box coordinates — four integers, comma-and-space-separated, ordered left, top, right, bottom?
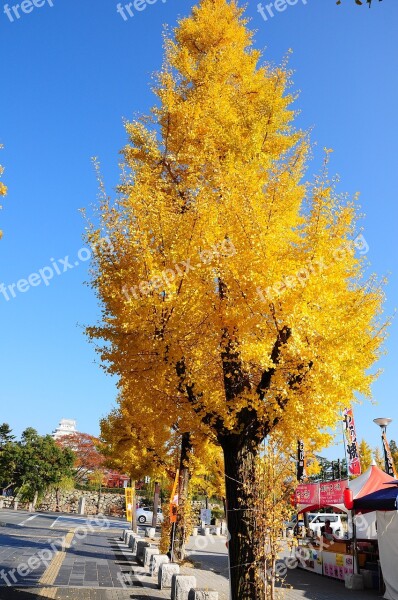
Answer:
295, 483, 319, 506
319, 480, 348, 505
295, 479, 349, 508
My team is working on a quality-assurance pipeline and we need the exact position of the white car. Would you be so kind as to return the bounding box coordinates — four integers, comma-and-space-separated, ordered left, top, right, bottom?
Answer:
136, 507, 164, 524
307, 513, 345, 537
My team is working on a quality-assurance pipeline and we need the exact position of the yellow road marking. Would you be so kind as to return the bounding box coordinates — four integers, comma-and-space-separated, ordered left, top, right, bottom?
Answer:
39, 530, 75, 586
35, 588, 58, 598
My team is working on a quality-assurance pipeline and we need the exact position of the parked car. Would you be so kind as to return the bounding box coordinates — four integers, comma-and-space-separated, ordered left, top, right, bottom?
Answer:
284, 513, 308, 533
136, 506, 164, 524
307, 513, 345, 537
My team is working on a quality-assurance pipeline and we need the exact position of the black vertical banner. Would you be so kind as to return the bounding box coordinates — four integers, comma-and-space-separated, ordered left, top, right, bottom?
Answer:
382, 432, 397, 478
297, 440, 305, 482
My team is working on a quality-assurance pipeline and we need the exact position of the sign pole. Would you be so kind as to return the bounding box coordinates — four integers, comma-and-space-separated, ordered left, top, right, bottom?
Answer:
169, 469, 179, 562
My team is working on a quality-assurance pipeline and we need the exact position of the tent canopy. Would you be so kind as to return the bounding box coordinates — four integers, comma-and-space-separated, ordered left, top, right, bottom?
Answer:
296, 463, 396, 513
351, 464, 396, 499
354, 484, 398, 512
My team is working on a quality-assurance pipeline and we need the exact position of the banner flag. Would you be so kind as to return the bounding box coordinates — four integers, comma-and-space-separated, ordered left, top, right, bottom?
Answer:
169, 469, 179, 524
297, 440, 306, 482
343, 407, 361, 476
382, 432, 398, 478
125, 487, 133, 523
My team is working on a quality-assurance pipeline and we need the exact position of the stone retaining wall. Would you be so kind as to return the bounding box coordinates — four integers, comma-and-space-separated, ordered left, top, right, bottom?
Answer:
1, 490, 126, 516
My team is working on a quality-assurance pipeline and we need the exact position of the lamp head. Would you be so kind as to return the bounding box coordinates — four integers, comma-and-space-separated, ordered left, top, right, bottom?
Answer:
373, 418, 392, 430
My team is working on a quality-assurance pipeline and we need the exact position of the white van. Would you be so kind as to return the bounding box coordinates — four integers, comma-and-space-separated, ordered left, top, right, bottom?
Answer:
308, 513, 345, 537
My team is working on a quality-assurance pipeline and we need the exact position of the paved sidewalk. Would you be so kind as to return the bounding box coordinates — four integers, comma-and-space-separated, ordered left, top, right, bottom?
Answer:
0, 512, 384, 600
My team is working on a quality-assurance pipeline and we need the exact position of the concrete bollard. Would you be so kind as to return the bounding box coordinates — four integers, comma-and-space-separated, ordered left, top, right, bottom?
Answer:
143, 547, 160, 569
150, 554, 169, 576
345, 574, 364, 590
204, 526, 211, 536
192, 527, 198, 536
158, 563, 180, 589
188, 591, 219, 600
129, 534, 141, 554
125, 530, 134, 543
146, 526, 156, 539
133, 536, 143, 555
136, 540, 151, 564
214, 526, 221, 536
171, 575, 197, 600
0, 499, 4, 509
77, 496, 86, 515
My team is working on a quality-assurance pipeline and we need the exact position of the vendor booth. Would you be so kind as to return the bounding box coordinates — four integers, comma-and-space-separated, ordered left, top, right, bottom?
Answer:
294, 478, 355, 581
293, 462, 395, 586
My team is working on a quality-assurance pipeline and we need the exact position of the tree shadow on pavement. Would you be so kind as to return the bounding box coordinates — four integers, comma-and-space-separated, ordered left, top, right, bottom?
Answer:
280, 567, 380, 599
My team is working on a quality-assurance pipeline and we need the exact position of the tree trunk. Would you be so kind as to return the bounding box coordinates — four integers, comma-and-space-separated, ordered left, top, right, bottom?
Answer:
221, 434, 261, 600
173, 432, 192, 562
152, 481, 161, 528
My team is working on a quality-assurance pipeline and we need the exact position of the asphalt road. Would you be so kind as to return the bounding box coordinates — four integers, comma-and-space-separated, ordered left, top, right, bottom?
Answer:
0, 509, 135, 599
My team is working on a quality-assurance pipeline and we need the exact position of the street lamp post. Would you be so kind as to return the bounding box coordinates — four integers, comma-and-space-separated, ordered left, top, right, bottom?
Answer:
373, 418, 396, 477
373, 417, 392, 434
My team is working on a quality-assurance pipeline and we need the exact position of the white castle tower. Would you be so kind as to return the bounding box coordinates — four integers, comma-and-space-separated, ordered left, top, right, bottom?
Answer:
52, 418, 77, 440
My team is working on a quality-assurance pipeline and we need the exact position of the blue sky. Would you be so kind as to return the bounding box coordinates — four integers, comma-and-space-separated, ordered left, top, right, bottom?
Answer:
0, 0, 397, 461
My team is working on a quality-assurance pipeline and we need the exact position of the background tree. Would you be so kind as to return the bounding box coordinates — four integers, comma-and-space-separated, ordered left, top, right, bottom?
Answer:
16, 428, 75, 503
0, 425, 19, 494
373, 446, 384, 470
254, 438, 297, 599
0, 428, 74, 503
389, 440, 398, 474
57, 432, 105, 484
87, 0, 386, 596
358, 438, 373, 472
0, 423, 14, 447
336, 0, 382, 6
100, 404, 224, 561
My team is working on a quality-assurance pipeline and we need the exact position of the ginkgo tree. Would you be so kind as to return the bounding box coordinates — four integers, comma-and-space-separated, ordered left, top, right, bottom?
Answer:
86, 0, 386, 596
100, 395, 224, 560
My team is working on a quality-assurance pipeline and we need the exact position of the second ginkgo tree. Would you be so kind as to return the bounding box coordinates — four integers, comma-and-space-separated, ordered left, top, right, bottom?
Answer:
87, 0, 386, 597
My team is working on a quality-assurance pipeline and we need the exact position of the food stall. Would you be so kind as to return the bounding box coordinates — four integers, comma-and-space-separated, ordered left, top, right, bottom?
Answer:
293, 463, 395, 582
294, 478, 355, 580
